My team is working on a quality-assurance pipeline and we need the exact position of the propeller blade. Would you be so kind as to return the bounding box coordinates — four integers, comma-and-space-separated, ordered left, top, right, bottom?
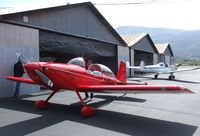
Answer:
34, 69, 53, 87
16, 52, 30, 64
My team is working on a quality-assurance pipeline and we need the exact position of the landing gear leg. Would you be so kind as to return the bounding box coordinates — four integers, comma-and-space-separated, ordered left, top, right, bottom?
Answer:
75, 91, 96, 117
35, 90, 58, 109
84, 92, 89, 99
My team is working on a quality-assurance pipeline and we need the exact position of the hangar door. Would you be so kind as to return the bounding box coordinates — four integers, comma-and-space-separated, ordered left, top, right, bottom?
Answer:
134, 50, 153, 65
39, 31, 118, 73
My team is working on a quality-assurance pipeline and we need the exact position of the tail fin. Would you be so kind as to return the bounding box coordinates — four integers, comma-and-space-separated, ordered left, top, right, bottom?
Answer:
117, 61, 126, 84
140, 61, 145, 71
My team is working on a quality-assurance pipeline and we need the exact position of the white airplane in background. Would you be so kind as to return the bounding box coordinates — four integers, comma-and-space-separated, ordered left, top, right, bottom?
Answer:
126, 61, 200, 80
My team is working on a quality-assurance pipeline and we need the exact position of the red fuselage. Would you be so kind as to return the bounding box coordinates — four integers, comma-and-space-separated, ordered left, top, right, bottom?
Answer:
24, 62, 120, 91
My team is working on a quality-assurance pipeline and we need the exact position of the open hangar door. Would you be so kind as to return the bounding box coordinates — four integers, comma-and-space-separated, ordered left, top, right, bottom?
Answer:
39, 30, 118, 74
134, 50, 153, 66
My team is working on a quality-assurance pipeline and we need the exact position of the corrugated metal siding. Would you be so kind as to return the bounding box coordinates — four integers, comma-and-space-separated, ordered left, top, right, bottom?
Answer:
155, 43, 168, 54
3, 6, 121, 44
0, 22, 39, 97
121, 34, 147, 47
134, 37, 156, 53
121, 34, 156, 53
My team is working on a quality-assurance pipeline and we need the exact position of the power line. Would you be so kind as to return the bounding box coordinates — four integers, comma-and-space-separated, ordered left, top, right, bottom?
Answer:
93, 2, 150, 5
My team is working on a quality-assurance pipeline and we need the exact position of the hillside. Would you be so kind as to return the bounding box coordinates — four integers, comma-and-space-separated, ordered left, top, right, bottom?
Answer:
116, 26, 200, 60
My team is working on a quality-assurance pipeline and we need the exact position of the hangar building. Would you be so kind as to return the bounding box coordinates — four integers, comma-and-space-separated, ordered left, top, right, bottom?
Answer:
0, 2, 126, 74
0, 2, 127, 97
155, 43, 174, 64
121, 34, 158, 76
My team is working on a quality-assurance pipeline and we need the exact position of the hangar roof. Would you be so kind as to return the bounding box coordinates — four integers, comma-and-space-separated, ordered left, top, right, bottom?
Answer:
0, 2, 126, 46
155, 43, 174, 56
121, 34, 158, 53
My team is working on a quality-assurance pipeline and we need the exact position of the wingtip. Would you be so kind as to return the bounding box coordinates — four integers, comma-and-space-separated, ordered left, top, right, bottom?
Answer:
183, 88, 195, 94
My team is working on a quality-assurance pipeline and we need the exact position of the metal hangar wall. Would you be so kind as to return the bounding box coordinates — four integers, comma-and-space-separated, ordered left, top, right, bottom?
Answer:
155, 43, 174, 64
121, 34, 158, 76
1, 2, 126, 74
0, 22, 39, 98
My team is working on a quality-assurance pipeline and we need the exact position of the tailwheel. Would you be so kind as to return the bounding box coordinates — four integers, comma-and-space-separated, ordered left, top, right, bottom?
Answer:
81, 105, 96, 117
35, 100, 49, 109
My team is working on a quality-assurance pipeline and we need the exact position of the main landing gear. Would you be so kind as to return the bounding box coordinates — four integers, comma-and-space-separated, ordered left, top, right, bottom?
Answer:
169, 74, 175, 80
35, 90, 96, 117
35, 90, 57, 109
76, 91, 96, 117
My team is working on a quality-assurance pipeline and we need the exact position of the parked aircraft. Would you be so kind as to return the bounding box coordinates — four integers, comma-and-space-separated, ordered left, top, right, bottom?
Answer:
6, 54, 193, 117
126, 61, 200, 80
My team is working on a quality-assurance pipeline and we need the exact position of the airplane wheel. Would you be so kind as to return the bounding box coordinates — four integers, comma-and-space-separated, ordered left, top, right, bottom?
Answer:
154, 75, 158, 79
169, 75, 175, 80
35, 100, 48, 109
81, 105, 96, 117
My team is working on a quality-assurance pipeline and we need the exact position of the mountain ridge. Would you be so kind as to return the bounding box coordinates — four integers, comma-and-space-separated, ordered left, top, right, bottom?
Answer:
116, 26, 200, 60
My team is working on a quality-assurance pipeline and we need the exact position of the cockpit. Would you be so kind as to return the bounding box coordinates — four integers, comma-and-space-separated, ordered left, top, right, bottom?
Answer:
67, 57, 115, 78
159, 62, 168, 67
88, 64, 115, 78
67, 57, 86, 68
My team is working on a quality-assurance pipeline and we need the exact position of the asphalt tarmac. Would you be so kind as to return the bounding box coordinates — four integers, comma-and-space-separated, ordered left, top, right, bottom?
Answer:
0, 67, 200, 136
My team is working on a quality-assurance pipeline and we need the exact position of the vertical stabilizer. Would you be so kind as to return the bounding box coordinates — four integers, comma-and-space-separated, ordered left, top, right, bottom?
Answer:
140, 61, 145, 71
117, 61, 126, 84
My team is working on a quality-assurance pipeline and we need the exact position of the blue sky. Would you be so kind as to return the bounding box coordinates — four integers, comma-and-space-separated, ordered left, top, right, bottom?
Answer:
0, 0, 200, 30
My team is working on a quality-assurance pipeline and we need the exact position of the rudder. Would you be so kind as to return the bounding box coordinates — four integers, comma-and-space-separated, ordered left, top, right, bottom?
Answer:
116, 61, 126, 84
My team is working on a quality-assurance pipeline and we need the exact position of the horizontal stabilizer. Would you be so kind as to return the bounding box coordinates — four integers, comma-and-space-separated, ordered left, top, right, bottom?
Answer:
6, 76, 35, 84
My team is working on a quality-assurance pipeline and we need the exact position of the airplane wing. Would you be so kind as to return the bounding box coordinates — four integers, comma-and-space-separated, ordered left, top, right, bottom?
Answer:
77, 85, 193, 94
6, 76, 35, 84
174, 67, 200, 73
156, 67, 200, 74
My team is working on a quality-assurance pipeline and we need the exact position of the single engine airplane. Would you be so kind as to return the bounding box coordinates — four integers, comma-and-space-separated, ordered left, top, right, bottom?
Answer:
6, 54, 193, 117
126, 61, 200, 80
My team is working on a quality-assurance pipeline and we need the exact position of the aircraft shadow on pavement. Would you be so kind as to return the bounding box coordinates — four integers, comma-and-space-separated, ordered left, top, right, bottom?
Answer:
0, 98, 197, 136
129, 76, 200, 84
85, 94, 146, 108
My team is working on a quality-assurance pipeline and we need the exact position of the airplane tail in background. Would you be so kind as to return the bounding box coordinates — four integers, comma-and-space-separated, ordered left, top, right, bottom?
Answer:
117, 61, 126, 84
140, 61, 145, 71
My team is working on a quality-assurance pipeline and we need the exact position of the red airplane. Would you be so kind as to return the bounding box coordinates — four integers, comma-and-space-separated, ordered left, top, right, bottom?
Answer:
6, 54, 193, 117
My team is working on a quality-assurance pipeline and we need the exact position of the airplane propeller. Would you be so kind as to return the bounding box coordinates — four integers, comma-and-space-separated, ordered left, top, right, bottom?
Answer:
34, 69, 53, 87
16, 52, 30, 64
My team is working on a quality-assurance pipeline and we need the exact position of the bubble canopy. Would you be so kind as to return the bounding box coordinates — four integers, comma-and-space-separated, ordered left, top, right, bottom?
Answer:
67, 57, 86, 68
67, 57, 115, 78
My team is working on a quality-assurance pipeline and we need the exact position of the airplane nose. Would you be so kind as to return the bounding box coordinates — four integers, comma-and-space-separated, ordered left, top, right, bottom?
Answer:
24, 63, 39, 71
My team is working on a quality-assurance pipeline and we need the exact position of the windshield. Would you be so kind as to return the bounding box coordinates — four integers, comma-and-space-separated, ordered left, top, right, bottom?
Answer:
67, 57, 85, 68
88, 64, 115, 78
